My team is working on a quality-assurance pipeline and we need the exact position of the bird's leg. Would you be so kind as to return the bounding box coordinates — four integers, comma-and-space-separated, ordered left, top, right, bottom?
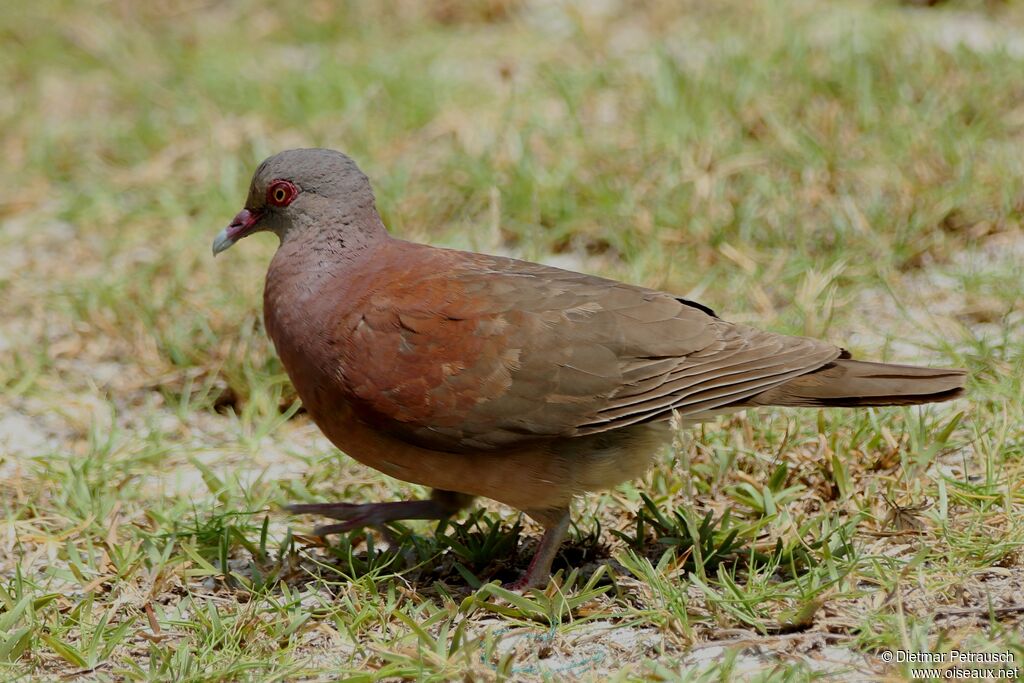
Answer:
506, 508, 571, 592
288, 489, 474, 536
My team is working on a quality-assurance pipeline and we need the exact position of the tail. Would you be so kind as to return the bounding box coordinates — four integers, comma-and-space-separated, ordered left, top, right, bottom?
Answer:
748, 358, 967, 408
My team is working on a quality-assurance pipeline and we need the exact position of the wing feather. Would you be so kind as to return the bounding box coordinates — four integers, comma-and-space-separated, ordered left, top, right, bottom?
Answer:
336, 244, 841, 452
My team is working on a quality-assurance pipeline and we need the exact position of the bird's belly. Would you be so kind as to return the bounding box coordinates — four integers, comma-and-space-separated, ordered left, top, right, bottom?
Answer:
555, 422, 670, 493
306, 401, 669, 512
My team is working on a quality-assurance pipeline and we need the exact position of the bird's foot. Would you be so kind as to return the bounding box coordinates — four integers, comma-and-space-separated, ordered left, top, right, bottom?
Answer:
288, 493, 476, 537
502, 572, 544, 593
287, 500, 437, 536
500, 509, 571, 593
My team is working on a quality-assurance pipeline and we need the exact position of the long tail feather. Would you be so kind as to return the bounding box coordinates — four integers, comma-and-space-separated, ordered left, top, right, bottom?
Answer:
747, 359, 966, 408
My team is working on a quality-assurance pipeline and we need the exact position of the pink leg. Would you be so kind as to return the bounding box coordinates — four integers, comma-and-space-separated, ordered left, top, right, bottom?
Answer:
288, 489, 473, 536
506, 509, 571, 592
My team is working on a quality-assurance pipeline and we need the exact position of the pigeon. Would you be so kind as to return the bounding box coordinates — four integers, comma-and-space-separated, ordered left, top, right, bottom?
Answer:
213, 148, 966, 589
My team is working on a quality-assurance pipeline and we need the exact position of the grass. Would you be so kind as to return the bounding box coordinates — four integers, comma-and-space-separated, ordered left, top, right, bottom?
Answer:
2, 0, 1023, 679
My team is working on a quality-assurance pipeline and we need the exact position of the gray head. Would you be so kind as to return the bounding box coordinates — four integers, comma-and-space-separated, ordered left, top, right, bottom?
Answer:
212, 148, 383, 255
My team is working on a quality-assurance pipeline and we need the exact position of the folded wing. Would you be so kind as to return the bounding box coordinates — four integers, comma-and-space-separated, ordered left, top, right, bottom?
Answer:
338, 247, 841, 452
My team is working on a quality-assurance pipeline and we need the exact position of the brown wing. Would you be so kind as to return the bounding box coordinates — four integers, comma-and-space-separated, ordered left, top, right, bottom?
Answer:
337, 246, 841, 452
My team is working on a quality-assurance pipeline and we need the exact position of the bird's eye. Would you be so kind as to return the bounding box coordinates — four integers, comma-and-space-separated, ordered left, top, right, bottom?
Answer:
267, 180, 298, 207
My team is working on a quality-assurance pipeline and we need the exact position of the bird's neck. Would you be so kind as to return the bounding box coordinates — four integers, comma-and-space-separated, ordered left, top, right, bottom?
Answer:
283, 198, 388, 258
267, 216, 388, 307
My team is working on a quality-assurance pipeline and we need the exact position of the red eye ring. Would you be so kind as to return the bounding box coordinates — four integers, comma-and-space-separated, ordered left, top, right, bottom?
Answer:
267, 179, 299, 207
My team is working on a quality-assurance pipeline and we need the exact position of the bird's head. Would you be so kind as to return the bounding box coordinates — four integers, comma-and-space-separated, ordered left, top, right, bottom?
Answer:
212, 148, 378, 255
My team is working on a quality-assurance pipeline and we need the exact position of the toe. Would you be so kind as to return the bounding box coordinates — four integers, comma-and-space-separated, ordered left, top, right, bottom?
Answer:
286, 502, 365, 519
312, 520, 366, 536
502, 573, 545, 593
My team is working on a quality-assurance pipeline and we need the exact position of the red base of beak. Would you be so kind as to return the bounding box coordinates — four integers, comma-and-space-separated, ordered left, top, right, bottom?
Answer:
212, 208, 263, 255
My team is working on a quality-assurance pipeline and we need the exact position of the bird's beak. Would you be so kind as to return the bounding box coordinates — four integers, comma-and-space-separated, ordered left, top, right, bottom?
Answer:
212, 208, 263, 256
